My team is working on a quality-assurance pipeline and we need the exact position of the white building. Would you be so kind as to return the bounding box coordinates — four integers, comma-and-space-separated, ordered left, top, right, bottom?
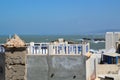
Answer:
114, 32, 120, 49
105, 32, 114, 52
105, 32, 120, 52
26, 38, 90, 80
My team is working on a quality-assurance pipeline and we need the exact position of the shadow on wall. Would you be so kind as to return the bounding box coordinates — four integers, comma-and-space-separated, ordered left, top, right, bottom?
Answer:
116, 44, 120, 54
0, 53, 5, 80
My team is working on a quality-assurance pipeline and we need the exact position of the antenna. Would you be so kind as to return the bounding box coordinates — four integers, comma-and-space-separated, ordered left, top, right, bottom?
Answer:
9, 34, 11, 39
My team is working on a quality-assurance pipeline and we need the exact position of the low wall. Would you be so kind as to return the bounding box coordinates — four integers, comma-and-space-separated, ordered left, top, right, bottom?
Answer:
96, 64, 120, 75
26, 55, 86, 80
86, 56, 96, 80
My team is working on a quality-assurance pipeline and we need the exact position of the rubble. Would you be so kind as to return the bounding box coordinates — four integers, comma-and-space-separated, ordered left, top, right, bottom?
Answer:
4, 34, 25, 48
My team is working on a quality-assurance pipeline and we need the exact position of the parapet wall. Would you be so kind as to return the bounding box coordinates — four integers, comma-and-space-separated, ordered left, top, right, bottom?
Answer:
86, 54, 96, 80
49, 55, 86, 80
26, 55, 86, 80
27, 55, 48, 80
96, 64, 120, 75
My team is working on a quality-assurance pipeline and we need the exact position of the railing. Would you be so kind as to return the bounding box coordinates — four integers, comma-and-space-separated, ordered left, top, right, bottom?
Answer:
27, 45, 48, 55
27, 44, 83, 55
49, 44, 82, 55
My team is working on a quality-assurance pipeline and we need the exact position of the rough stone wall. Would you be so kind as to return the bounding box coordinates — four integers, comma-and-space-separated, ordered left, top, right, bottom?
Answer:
5, 49, 26, 80
0, 54, 5, 80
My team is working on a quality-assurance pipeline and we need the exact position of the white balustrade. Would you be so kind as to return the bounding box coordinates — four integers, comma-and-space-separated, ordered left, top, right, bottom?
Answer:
27, 43, 89, 55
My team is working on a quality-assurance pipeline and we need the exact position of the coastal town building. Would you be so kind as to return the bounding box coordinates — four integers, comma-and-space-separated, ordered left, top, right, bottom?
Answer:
96, 32, 120, 80
105, 32, 114, 52
104, 32, 120, 64
2, 33, 120, 80
26, 38, 92, 80
105, 32, 120, 52
0, 35, 95, 80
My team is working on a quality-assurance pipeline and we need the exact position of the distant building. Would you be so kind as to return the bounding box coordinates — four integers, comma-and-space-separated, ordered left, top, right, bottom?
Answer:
103, 32, 120, 64
105, 32, 114, 52
105, 32, 120, 52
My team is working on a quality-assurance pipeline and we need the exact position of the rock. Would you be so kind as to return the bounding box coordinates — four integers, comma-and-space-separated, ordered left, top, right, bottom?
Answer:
4, 34, 25, 48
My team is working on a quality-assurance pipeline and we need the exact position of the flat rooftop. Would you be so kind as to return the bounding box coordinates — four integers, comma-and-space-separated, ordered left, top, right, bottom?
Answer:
103, 53, 120, 57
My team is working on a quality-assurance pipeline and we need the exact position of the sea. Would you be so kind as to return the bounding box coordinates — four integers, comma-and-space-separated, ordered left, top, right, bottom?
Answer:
0, 34, 105, 50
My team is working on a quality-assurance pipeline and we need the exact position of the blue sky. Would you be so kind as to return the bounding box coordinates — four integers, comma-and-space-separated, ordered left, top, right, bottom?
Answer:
0, 0, 120, 35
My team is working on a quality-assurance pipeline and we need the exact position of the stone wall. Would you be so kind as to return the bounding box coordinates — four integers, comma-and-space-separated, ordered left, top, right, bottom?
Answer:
5, 48, 26, 80
0, 54, 5, 80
